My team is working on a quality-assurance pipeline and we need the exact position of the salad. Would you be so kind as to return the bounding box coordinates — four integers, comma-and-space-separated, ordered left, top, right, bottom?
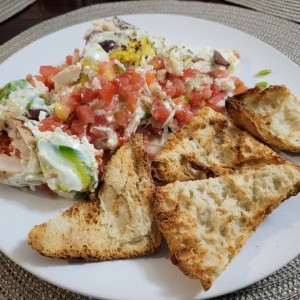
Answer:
0, 17, 247, 197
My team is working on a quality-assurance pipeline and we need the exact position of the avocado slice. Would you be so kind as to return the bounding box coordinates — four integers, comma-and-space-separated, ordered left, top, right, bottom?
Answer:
57, 145, 92, 190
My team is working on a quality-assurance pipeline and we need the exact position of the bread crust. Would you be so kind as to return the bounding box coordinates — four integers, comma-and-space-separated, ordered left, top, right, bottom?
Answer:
154, 163, 300, 290
152, 107, 283, 183
28, 134, 161, 260
226, 85, 300, 152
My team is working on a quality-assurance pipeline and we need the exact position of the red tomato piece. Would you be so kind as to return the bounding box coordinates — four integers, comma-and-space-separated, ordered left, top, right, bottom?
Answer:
207, 103, 224, 113
145, 71, 156, 86
67, 88, 82, 109
39, 66, 60, 77
125, 90, 139, 109
183, 68, 198, 79
151, 99, 170, 123
231, 76, 248, 95
208, 93, 224, 104
162, 83, 176, 97
99, 79, 116, 104
70, 119, 86, 135
39, 117, 62, 132
115, 107, 130, 127
94, 114, 107, 126
188, 88, 212, 107
170, 77, 185, 98
149, 56, 164, 70
81, 87, 99, 103
174, 103, 193, 123
117, 69, 144, 109
76, 105, 95, 124
65, 55, 73, 65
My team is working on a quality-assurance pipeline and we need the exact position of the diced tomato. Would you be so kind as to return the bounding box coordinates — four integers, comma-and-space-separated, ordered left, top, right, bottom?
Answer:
39, 116, 63, 132
210, 69, 228, 78
234, 85, 248, 95
38, 65, 60, 90
81, 87, 99, 103
39, 66, 60, 77
65, 55, 73, 65
207, 103, 224, 113
117, 68, 144, 109
183, 68, 198, 79
145, 71, 156, 86
162, 74, 185, 98
208, 93, 224, 105
118, 136, 126, 147
0, 133, 11, 155
125, 90, 140, 109
149, 56, 164, 70
94, 114, 107, 126
188, 88, 212, 107
211, 83, 221, 96
70, 119, 86, 135
151, 99, 170, 123
170, 77, 185, 98
162, 83, 176, 97
65, 49, 80, 65
129, 70, 145, 90
76, 105, 95, 124
115, 107, 130, 127
67, 88, 82, 109
174, 103, 193, 123
99, 79, 116, 104
231, 76, 248, 95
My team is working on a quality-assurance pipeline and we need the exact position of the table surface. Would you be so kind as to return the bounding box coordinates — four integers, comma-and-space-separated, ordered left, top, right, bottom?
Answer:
0, 0, 235, 46
1, 1, 300, 300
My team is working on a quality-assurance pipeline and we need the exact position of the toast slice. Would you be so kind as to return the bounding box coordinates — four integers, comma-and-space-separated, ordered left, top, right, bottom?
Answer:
152, 107, 283, 183
154, 163, 300, 290
28, 134, 161, 260
226, 85, 300, 152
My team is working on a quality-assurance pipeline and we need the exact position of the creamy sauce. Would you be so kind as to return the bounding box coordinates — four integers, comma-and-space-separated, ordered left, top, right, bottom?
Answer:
30, 126, 99, 193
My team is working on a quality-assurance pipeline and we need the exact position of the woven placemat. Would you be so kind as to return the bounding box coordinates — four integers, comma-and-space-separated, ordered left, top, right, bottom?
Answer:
225, 0, 300, 23
1, 1, 300, 299
0, 0, 36, 24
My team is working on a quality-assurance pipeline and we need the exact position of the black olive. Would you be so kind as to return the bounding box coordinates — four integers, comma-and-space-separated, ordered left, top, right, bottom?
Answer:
99, 40, 116, 53
24, 109, 50, 121
213, 50, 230, 68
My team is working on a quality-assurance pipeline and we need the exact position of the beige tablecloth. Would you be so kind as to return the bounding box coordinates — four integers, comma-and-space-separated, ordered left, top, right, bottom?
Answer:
226, 0, 300, 23
0, 0, 35, 23
1, 1, 300, 299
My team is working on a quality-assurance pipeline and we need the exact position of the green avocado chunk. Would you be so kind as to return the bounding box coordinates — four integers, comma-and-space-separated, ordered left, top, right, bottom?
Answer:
0, 79, 29, 101
57, 145, 92, 190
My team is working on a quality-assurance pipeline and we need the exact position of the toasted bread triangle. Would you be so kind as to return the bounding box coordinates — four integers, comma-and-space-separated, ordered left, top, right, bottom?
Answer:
152, 107, 283, 183
28, 134, 161, 260
154, 163, 300, 290
226, 85, 300, 153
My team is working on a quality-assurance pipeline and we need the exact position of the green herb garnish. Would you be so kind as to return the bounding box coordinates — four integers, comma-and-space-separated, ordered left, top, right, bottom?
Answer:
255, 81, 268, 89
255, 69, 271, 76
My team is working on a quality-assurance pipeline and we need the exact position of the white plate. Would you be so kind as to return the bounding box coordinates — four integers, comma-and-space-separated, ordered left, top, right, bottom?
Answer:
0, 14, 300, 300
